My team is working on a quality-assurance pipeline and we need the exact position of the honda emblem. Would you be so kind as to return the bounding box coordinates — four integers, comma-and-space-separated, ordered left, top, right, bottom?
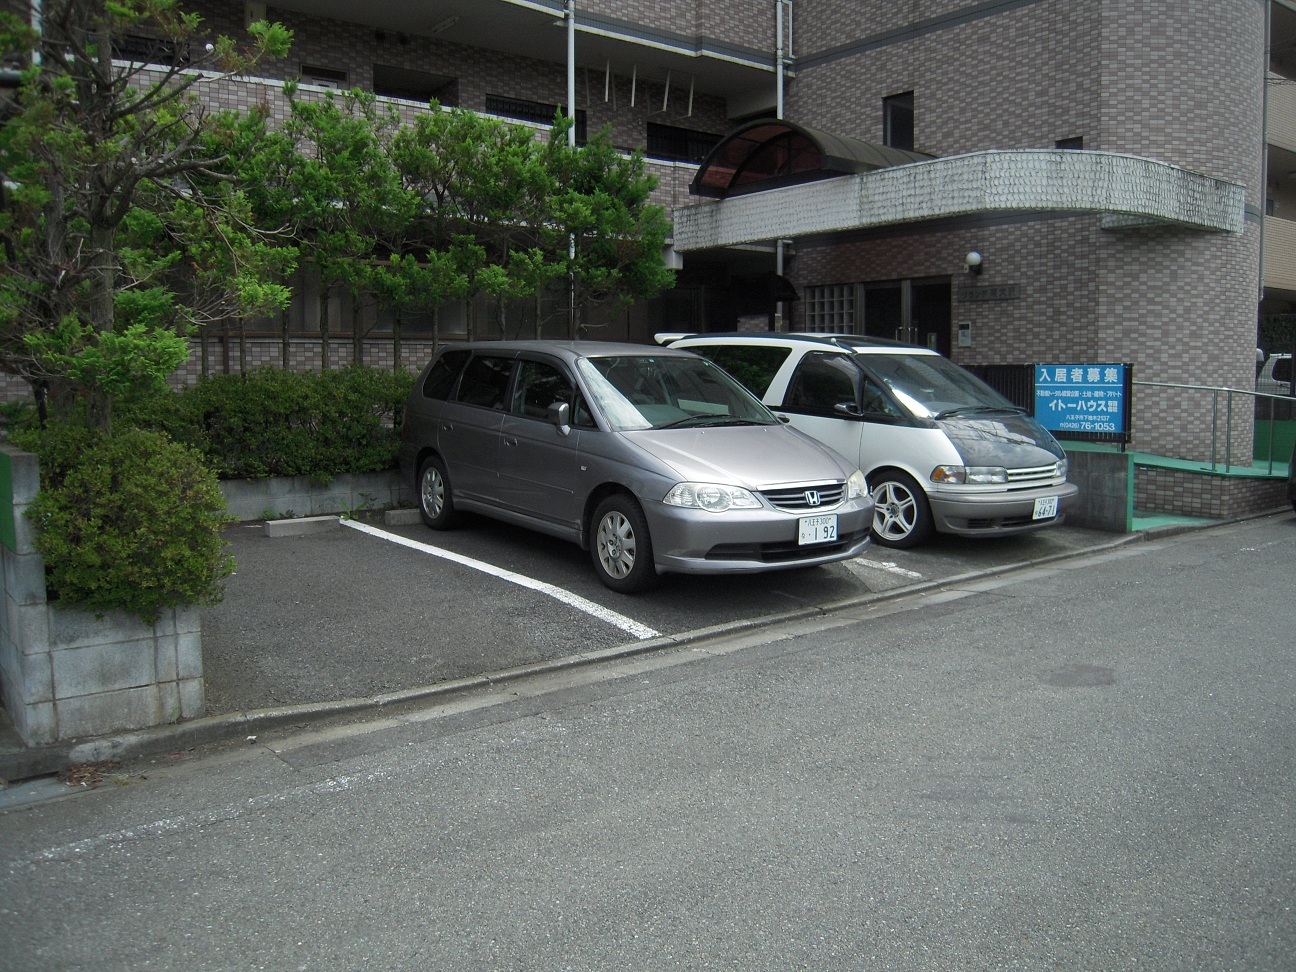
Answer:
804, 490, 822, 507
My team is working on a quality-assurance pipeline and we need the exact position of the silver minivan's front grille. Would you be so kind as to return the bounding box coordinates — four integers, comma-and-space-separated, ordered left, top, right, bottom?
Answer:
1007, 463, 1061, 486
760, 482, 845, 511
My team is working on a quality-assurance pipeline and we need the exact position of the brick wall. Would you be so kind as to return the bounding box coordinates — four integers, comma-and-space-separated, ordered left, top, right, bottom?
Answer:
782, 0, 1265, 465
1135, 466, 1289, 519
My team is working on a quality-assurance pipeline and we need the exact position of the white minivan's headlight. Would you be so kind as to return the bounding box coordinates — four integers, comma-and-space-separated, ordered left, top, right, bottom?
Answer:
930, 465, 1008, 485
664, 483, 762, 512
846, 469, 869, 499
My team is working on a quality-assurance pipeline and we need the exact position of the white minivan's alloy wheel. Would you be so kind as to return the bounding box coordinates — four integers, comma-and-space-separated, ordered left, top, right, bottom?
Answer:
870, 470, 934, 549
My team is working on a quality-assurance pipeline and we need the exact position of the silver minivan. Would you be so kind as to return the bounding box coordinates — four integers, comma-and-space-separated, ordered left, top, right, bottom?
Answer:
399, 341, 874, 592
665, 333, 1078, 548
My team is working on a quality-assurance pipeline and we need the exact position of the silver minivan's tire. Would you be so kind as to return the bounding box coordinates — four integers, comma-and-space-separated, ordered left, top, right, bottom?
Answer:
418, 456, 458, 530
590, 495, 659, 593
870, 470, 934, 549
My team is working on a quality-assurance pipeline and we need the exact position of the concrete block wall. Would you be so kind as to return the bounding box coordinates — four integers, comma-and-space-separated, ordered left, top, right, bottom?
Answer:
219, 469, 411, 522
0, 446, 204, 746
1064, 450, 1132, 533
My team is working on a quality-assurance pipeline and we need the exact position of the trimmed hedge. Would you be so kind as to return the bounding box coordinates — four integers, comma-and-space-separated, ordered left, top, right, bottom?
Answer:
22, 426, 235, 623
121, 365, 414, 481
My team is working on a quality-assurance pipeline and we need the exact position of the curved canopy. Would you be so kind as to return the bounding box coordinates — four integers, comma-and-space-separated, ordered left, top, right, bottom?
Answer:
674, 149, 1247, 253
690, 119, 930, 199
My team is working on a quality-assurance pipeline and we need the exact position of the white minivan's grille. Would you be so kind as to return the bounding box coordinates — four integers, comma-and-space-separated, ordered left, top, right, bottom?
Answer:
1007, 463, 1061, 486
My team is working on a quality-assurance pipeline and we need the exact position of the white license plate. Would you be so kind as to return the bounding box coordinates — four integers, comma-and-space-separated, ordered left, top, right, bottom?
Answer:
798, 514, 838, 545
1033, 496, 1059, 520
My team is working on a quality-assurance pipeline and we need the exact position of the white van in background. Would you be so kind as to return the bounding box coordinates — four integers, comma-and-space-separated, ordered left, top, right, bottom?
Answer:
1257, 353, 1292, 397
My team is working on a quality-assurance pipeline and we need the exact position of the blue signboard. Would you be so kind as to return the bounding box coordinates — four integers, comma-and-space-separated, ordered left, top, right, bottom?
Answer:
1034, 363, 1130, 440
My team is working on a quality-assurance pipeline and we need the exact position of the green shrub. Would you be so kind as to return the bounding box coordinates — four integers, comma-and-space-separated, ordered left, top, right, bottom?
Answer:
23, 426, 235, 624
119, 365, 414, 481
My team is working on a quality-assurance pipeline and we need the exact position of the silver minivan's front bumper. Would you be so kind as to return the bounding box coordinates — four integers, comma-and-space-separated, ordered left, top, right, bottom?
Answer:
928, 481, 1079, 537
643, 498, 874, 574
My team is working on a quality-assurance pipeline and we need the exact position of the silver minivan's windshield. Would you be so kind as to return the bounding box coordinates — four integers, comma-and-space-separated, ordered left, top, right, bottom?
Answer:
578, 354, 778, 431
861, 352, 1023, 420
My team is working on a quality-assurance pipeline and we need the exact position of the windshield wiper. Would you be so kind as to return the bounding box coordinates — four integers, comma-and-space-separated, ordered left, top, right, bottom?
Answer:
652, 415, 768, 430
935, 405, 1027, 420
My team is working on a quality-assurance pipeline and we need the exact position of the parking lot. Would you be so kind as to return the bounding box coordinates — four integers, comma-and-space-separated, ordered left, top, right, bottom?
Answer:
200, 511, 1130, 716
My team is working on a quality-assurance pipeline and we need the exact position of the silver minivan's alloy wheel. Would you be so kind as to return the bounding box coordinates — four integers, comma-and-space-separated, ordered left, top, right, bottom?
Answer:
870, 471, 933, 549
590, 495, 658, 593
418, 456, 457, 529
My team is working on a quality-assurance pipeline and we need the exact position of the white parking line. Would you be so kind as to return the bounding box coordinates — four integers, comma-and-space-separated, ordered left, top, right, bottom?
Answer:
341, 518, 662, 641
851, 557, 924, 579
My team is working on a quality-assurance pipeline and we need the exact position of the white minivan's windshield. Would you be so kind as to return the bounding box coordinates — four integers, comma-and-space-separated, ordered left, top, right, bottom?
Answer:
861, 352, 1023, 420
578, 355, 778, 431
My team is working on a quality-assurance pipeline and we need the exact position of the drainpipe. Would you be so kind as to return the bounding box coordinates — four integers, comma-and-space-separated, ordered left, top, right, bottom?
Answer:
32, 0, 42, 65
566, 0, 577, 335
774, 0, 788, 329
1260, 0, 1270, 307
775, 0, 784, 120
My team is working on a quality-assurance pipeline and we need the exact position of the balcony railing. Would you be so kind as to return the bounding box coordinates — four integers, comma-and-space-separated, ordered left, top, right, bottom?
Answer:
1264, 215, 1296, 292
1268, 72, 1296, 152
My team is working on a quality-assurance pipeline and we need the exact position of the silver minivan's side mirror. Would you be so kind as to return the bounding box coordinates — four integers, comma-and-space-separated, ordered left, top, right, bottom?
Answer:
547, 400, 572, 435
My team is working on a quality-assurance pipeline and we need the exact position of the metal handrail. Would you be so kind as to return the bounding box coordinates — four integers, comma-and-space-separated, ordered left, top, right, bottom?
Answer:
1132, 380, 1293, 474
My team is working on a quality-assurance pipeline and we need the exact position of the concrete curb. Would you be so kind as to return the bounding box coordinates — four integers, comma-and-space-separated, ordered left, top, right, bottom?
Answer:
0, 510, 1281, 784
263, 515, 341, 538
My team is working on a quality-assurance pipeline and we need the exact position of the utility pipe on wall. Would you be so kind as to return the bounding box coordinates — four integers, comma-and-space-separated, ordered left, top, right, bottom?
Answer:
775, 0, 789, 328
566, 0, 577, 334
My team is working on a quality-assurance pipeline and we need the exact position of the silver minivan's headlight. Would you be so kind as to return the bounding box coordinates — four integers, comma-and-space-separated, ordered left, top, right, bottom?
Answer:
664, 483, 763, 512
846, 469, 869, 499
1057, 457, 1069, 479
929, 465, 1008, 485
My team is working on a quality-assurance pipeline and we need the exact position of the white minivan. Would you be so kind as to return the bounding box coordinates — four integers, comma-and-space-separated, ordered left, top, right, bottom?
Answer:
663, 332, 1079, 548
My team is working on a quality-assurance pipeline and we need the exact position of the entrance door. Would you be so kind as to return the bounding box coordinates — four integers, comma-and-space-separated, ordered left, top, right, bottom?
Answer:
862, 279, 951, 355
912, 280, 952, 357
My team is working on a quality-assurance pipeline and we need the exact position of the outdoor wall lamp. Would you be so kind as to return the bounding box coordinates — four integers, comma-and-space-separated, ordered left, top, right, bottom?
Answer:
965, 251, 983, 275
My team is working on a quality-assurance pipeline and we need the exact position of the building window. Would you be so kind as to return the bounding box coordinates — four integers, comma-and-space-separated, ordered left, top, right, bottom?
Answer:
300, 65, 348, 90
646, 123, 722, 164
374, 64, 457, 105
485, 94, 586, 143
1056, 136, 1084, 149
805, 284, 856, 333
114, 34, 188, 66
883, 91, 914, 151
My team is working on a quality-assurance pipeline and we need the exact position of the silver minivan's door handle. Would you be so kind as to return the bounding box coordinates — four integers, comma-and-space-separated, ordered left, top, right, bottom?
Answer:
504, 436, 518, 447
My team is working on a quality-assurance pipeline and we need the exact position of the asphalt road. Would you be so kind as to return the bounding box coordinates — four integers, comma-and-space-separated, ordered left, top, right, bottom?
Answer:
1, 513, 1293, 970
200, 511, 1131, 714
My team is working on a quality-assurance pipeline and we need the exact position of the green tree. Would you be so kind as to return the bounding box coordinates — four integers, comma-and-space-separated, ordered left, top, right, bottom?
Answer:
257, 85, 412, 367
392, 106, 560, 341
543, 117, 674, 337
0, 0, 293, 426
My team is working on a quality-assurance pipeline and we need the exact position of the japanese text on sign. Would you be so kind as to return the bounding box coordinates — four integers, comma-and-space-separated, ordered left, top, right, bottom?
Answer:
1033, 363, 1128, 436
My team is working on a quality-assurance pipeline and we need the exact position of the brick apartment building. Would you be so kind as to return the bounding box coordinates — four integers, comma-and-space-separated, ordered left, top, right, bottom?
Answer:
7, 1, 1294, 511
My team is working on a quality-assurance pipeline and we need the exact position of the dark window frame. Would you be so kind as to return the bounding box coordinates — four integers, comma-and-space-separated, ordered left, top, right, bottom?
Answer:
883, 91, 915, 151
485, 94, 587, 143
646, 122, 723, 164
